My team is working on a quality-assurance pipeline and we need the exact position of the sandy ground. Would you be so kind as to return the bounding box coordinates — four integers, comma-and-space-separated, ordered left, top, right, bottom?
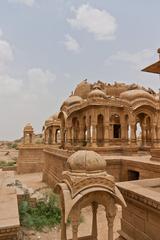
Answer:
15, 173, 122, 240
0, 145, 18, 162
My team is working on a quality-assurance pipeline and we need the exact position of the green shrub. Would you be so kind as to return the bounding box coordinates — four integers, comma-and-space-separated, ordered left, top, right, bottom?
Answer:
19, 193, 61, 231
0, 161, 16, 168
11, 143, 18, 149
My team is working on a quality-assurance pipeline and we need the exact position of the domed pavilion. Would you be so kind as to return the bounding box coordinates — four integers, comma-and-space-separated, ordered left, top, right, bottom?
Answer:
56, 80, 158, 153
55, 150, 126, 240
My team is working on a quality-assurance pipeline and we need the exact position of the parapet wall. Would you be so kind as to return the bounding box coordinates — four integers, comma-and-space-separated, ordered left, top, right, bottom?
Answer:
17, 145, 44, 174
42, 147, 74, 187
117, 179, 160, 240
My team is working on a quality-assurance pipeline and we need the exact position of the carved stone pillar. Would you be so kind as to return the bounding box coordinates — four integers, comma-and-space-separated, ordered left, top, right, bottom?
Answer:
92, 124, 97, 147
151, 124, 157, 147
61, 128, 65, 148
130, 123, 136, 146
71, 211, 79, 240
66, 126, 72, 146
107, 216, 114, 240
92, 202, 98, 240
52, 128, 56, 144
61, 214, 67, 240
104, 124, 109, 147
106, 203, 116, 240
79, 123, 84, 146
86, 125, 91, 146
142, 124, 147, 147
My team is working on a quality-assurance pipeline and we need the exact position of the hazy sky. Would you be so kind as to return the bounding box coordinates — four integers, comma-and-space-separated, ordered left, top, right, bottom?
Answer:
0, 0, 160, 140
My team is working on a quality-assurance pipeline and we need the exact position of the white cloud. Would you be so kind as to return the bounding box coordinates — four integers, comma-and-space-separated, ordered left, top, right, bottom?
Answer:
27, 68, 56, 95
105, 49, 154, 68
67, 4, 117, 40
0, 74, 22, 97
0, 40, 13, 71
8, 0, 35, 7
64, 34, 80, 53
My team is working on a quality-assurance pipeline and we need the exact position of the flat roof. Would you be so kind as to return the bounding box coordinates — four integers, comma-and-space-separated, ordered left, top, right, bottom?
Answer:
142, 60, 160, 74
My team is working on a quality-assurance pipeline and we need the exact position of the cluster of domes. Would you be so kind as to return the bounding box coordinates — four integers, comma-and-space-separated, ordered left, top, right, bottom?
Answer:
60, 80, 157, 110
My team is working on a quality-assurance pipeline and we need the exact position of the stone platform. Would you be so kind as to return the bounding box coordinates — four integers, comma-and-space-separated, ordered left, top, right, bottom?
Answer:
117, 178, 160, 240
0, 170, 20, 240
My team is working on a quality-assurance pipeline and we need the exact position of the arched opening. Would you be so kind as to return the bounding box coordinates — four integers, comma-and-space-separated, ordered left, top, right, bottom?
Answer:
110, 114, 121, 139
136, 112, 152, 148
55, 129, 61, 144
136, 122, 142, 147
97, 114, 104, 146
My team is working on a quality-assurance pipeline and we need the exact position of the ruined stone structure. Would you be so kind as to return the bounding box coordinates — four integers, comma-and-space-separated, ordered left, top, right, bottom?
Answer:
55, 150, 126, 240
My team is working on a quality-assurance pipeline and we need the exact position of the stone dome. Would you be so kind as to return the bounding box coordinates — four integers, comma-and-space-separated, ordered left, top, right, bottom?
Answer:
52, 112, 59, 121
24, 123, 33, 131
120, 89, 155, 101
67, 150, 106, 173
88, 89, 106, 99
74, 80, 91, 99
45, 116, 53, 126
63, 95, 82, 107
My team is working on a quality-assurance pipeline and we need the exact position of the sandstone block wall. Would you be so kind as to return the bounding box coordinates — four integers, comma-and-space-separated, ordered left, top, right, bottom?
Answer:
42, 147, 74, 187
17, 145, 44, 174
117, 179, 160, 240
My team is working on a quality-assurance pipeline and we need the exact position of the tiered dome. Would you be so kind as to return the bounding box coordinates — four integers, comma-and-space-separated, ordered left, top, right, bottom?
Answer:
67, 150, 106, 173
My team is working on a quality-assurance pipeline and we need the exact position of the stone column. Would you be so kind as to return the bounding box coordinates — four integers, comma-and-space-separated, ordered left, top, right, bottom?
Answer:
121, 124, 126, 144
142, 124, 147, 147
61, 215, 67, 240
66, 126, 72, 146
79, 123, 84, 146
71, 211, 79, 240
104, 124, 110, 147
52, 128, 55, 144
92, 202, 98, 240
106, 203, 116, 240
92, 123, 97, 147
86, 124, 91, 146
151, 124, 157, 147
60, 128, 65, 148
130, 123, 136, 147
107, 216, 114, 240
